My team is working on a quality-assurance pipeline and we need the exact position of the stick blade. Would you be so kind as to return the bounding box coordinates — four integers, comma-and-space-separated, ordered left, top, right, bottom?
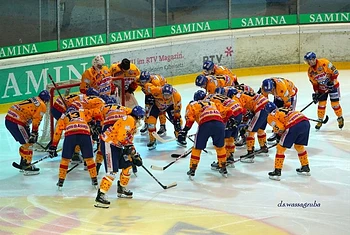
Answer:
12, 162, 22, 170
323, 115, 329, 124
165, 182, 177, 189
150, 165, 164, 171
171, 154, 181, 158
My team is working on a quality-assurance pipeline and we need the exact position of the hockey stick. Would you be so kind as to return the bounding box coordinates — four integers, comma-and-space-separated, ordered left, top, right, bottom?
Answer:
308, 115, 329, 124
235, 142, 278, 163
151, 146, 193, 171
12, 148, 62, 170
141, 165, 177, 189
48, 74, 68, 109
300, 92, 328, 112
187, 136, 212, 155
67, 162, 80, 173
152, 132, 176, 143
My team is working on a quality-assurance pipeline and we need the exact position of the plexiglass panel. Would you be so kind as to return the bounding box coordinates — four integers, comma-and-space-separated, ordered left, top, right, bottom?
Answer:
299, 0, 350, 14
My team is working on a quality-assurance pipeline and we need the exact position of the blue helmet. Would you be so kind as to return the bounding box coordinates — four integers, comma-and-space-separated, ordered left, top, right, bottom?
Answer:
131, 105, 145, 120
203, 61, 214, 71
66, 105, 78, 114
139, 71, 151, 84
262, 79, 274, 93
162, 84, 174, 96
193, 90, 206, 101
215, 87, 225, 95
226, 87, 238, 98
304, 52, 316, 61
265, 102, 277, 113
38, 90, 50, 102
86, 87, 99, 96
195, 75, 208, 87
99, 94, 109, 103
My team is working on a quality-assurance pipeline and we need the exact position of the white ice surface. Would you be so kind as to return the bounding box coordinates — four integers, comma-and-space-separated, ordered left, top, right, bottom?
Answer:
0, 71, 349, 235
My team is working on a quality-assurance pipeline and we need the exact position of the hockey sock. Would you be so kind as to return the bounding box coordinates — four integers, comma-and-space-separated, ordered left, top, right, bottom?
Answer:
100, 174, 115, 193
120, 167, 131, 186
317, 101, 326, 119
74, 145, 81, 153
189, 148, 201, 169
19, 144, 33, 164
246, 132, 256, 151
85, 157, 97, 179
95, 150, 104, 164
59, 158, 70, 180
331, 101, 343, 117
225, 137, 235, 158
257, 129, 267, 147
159, 113, 166, 126
295, 144, 309, 165
215, 146, 226, 167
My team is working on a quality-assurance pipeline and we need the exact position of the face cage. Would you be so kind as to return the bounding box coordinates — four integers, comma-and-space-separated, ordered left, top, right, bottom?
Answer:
163, 93, 172, 100
304, 58, 316, 66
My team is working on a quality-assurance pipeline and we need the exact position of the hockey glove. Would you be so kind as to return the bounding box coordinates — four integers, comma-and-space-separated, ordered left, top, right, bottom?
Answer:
312, 93, 319, 104
276, 134, 281, 142
28, 131, 38, 144
48, 145, 58, 158
123, 145, 136, 156
131, 153, 143, 167
226, 117, 238, 131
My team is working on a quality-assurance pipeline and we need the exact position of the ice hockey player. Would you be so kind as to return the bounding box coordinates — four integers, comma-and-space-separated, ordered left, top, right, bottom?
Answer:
109, 58, 140, 108
137, 71, 168, 137
304, 52, 344, 130
98, 96, 133, 175
5, 90, 50, 175
265, 102, 311, 181
197, 88, 243, 168
195, 74, 227, 94
48, 106, 102, 189
202, 61, 239, 86
80, 55, 111, 94
145, 84, 183, 150
227, 89, 270, 163
94, 106, 145, 208
51, 93, 86, 120
178, 93, 237, 179
259, 77, 298, 142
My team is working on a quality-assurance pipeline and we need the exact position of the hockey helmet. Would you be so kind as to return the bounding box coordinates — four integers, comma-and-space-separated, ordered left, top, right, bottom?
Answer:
226, 87, 238, 98
162, 84, 174, 99
203, 61, 215, 75
215, 87, 225, 95
38, 90, 50, 103
131, 105, 145, 120
92, 55, 105, 71
304, 52, 317, 66
193, 90, 206, 101
195, 74, 208, 88
139, 71, 151, 84
86, 87, 99, 96
262, 79, 274, 93
120, 58, 131, 70
265, 102, 277, 114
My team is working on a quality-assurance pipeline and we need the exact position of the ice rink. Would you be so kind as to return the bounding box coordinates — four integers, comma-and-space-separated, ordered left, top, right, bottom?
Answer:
0, 70, 349, 235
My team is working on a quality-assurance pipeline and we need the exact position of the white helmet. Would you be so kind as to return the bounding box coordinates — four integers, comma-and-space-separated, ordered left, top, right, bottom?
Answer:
92, 55, 105, 71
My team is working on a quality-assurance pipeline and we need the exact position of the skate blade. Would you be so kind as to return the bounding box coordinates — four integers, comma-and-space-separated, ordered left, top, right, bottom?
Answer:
133, 172, 138, 177
117, 194, 133, 199
23, 171, 40, 176
211, 167, 220, 171
297, 172, 311, 176
94, 203, 110, 209
221, 173, 228, 178
227, 163, 235, 168
188, 175, 194, 181
140, 131, 148, 135
148, 146, 156, 150
57, 186, 63, 191
240, 159, 254, 163
157, 132, 166, 137
269, 176, 281, 181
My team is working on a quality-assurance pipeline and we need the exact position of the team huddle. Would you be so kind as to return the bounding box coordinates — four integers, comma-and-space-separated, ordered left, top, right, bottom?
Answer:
5, 52, 344, 208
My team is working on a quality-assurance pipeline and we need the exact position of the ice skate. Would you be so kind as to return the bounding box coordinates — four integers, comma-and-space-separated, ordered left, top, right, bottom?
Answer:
226, 154, 235, 168
95, 189, 110, 208
268, 169, 281, 181
56, 178, 64, 190
187, 168, 196, 180
71, 152, 82, 164
337, 116, 344, 129
23, 164, 40, 176
267, 133, 277, 142
140, 123, 148, 135
235, 136, 246, 147
91, 177, 98, 189
315, 119, 323, 130
240, 150, 255, 163
157, 124, 167, 137
177, 139, 187, 147
210, 161, 220, 171
147, 140, 157, 150
219, 165, 228, 178
117, 180, 133, 198
256, 144, 269, 156
296, 165, 311, 176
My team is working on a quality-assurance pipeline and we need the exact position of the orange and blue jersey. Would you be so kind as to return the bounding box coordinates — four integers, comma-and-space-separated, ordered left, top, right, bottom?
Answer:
307, 58, 339, 93
80, 66, 110, 94
109, 62, 140, 93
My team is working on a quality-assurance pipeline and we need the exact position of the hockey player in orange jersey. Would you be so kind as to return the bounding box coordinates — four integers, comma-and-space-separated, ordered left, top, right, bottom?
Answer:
195, 74, 227, 94
145, 84, 183, 150
195, 89, 243, 168
304, 52, 344, 130
202, 61, 239, 86
109, 58, 140, 108
260, 77, 298, 142
48, 106, 103, 189
177, 96, 237, 179
80, 55, 111, 94
265, 102, 311, 181
227, 88, 270, 163
137, 71, 168, 137
5, 90, 50, 175
94, 106, 145, 208
51, 93, 87, 120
